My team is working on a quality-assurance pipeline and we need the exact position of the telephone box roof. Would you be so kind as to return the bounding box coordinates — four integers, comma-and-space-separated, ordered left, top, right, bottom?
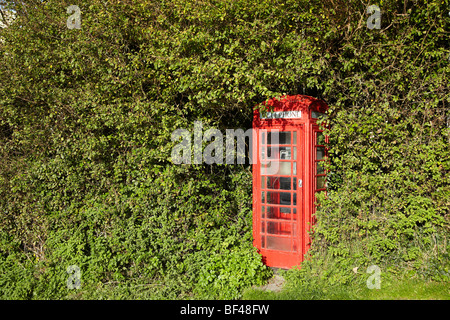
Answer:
253, 94, 328, 125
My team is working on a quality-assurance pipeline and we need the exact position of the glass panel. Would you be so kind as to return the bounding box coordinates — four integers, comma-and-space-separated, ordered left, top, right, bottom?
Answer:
293, 132, 297, 145
290, 208, 297, 220
260, 146, 265, 160
266, 132, 273, 145
261, 205, 265, 218
267, 146, 291, 160
267, 221, 293, 236
281, 132, 291, 145
279, 162, 291, 175
265, 191, 292, 205
261, 191, 265, 203
316, 161, 325, 174
261, 161, 282, 175
264, 145, 273, 159
261, 220, 265, 233
280, 207, 291, 214
316, 147, 325, 160
316, 176, 326, 189
279, 147, 291, 160
266, 206, 292, 219
266, 236, 291, 251
316, 132, 325, 145
293, 193, 297, 205
261, 131, 266, 145
280, 177, 291, 190
261, 161, 291, 175
293, 162, 296, 175
266, 177, 292, 190
268, 132, 291, 145
293, 147, 297, 160
261, 236, 265, 248
265, 206, 277, 219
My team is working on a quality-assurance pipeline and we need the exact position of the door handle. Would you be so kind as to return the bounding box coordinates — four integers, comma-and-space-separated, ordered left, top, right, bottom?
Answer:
298, 179, 302, 188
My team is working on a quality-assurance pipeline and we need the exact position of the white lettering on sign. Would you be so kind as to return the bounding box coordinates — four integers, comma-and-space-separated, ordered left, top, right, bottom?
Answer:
260, 111, 302, 119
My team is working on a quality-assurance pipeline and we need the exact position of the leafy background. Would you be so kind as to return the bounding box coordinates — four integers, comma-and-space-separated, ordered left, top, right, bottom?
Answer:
0, 0, 448, 299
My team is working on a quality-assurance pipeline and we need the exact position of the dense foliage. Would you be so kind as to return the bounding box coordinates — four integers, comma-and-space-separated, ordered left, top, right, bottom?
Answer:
0, 0, 448, 299
303, 0, 450, 284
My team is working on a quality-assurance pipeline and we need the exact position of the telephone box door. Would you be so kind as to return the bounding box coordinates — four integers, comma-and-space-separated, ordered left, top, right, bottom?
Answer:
256, 126, 304, 268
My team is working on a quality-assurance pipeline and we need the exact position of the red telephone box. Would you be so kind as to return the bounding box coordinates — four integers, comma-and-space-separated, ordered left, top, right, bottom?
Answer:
252, 95, 328, 269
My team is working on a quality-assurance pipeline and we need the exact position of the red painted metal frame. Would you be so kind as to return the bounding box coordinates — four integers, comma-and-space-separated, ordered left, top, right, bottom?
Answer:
252, 95, 328, 269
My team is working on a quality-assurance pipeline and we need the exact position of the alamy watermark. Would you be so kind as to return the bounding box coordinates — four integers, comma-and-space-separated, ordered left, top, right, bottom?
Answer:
366, 265, 381, 289
171, 121, 280, 173
64, 3, 382, 31
66, 264, 81, 289
66, 5, 81, 29
367, 5, 381, 30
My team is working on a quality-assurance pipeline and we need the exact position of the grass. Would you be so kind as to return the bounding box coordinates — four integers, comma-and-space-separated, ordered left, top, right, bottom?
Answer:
242, 277, 450, 300
357, 278, 450, 300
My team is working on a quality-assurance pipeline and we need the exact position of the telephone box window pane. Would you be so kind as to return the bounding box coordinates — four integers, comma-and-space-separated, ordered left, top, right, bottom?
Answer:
267, 146, 291, 160
265, 207, 297, 220
293, 162, 296, 175
266, 132, 273, 144
279, 147, 291, 159
267, 132, 291, 145
293, 147, 297, 160
261, 161, 281, 174
290, 208, 298, 221
279, 177, 291, 190
266, 206, 291, 219
261, 221, 265, 233
280, 207, 291, 214
267, 221, 293, 236
261, 206, 265, 218
266, 192, 292, 205
316, 147, 325, 160
265, 146, 273, 158
316, 132, 325, 145
279, 162, 291, 175
316, 176, 326, 189
266, 206, 277, 219
261, 236, 265, 248
280, 132, 291, 144
293, 132, 297, 145
316, 162, 325, 174
266, 236, 291, 251
261, 132, 266, 145
261, 161, 290, 175
266, 177, 292, 190
261, 191, 265, 203
293, 193, 297, 205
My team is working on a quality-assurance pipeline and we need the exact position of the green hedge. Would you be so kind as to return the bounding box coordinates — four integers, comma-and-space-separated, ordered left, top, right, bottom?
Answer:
0, 0, 448, 299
